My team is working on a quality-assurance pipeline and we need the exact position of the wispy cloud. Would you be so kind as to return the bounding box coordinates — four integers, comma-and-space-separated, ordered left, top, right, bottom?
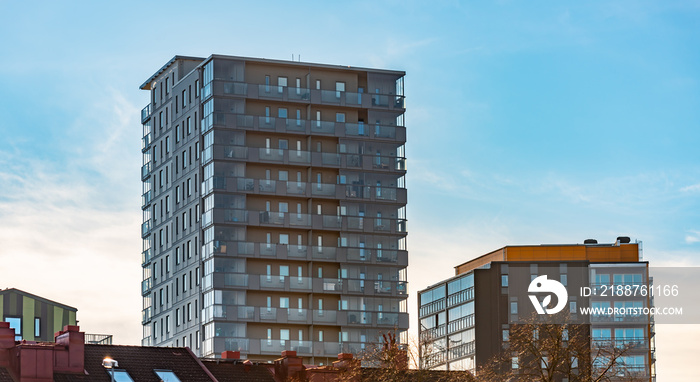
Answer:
685, 230, 700, 244
0, 89, 142, 344
680, 183, 700, 193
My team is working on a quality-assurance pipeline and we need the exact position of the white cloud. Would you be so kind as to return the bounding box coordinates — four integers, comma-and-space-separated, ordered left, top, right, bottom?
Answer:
680, 183, 700, 193
0, 90, 142, 345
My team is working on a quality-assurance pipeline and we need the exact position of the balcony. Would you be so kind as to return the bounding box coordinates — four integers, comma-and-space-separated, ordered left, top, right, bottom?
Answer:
141, 278, 152, 295
231, 178, 407, 204
215, 145, 406, 173
207, 241, 407, 266
141, 104, 151, 123
141, 248, 152, 265
141, 219, 152, 237
214, 81, 406, 112
142, 307, 152, 324
142, 132, 152, 152
141, 190, 152, 209
205, 111, 406, 142
141, 162, 152, 181
211, 271, 407, 297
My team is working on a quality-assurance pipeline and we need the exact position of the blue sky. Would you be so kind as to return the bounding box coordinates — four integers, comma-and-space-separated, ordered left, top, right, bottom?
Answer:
0, 0, 698, 379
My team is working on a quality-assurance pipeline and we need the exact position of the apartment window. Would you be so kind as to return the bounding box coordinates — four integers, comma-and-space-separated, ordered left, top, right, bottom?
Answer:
278, 108, 287, 119
182, 150, 187, 169
182, 89, 187, 107
175, 247, 180, 265
165, 196, 170, 213
195, 80, 200, 97
159, 111, 163, 129
195, 141, 200, 160
503, 329, 509, 342
159, 170, 163, 188
336, 113, 345, 123
316, 79, 321, 90
175, 309, 180, 326
295, 78, 301, 94
278, 76, 287, 93
175, 96, 178, 113
187, 303, 192, 321
501, 275, 509, 287
176, 186, 180, 203
159, 288, 163, 307
318, 330, 324, 341
182, 274, 187, 292
510, 301, 518, 314
187, 179, 192, 196
165, 77, 169, 94
187, 117, 191, 135
34, 318, 41, 338
280, 297, 289, 309
5, 317, 21, 341
165, 315, 170, 333
265, 75, 270, 92
335, 81, 345, 98
560, 274, 568, 286
570, 301, 577, 314
165, 255, 170, 273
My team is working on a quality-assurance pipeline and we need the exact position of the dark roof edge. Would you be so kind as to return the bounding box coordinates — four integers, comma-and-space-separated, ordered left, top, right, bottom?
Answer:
139, 55, 207, 90
0, 288, 77, 311
186, 346, 220, 382
207, 54, 405, 76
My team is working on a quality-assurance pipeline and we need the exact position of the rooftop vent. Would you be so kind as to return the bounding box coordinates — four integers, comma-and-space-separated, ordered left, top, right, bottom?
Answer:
584, 239, 598, 245
617, 236, 631, 244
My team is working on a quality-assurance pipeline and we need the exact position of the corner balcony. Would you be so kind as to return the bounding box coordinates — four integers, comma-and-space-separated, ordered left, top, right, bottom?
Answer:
141, 219, 152, 238
203, 241, 408, 267
206, 112, 406, 142
141, 162, 152, 181
141, 104, 152, 123
141, 190, 152, 209
142, 132, 152, 153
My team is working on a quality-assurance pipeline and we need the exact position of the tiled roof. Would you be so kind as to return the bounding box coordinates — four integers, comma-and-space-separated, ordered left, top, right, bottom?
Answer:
201, 359, 276, 382
53, 344, 215, 382
0, 367, 13, 382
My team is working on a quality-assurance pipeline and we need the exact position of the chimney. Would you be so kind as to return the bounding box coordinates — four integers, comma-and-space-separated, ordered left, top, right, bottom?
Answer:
274, 350, 305, 381
222, 350, 240, 360
53, 325, 85, 373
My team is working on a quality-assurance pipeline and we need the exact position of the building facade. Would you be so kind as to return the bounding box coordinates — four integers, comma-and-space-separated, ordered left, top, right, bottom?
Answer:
0, 289, 77, 343
139, 55, 409, 362
418, 238, 655, 381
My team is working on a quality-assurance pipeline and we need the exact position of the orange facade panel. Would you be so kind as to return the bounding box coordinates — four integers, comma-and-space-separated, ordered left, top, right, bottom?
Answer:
456, 243, 640, 274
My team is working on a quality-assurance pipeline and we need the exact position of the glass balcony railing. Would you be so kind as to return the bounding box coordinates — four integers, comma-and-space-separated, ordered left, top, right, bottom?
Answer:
207, 111, 405, 140
141, 278, 152, 294
216, 80, 404, 111
141, 104, 151, 123
141, 162, 152, 180
141, 248, 152, 265
142, 190, 152, 207
142, 132, 152, 151
142, 307, 152, 324
141, 220, 152, 237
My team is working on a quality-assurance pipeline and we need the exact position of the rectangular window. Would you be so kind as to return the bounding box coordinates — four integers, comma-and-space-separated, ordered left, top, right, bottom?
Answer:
182, 89, 187, 107
187, 117, 191, 135
501, 275, 509, 287
34, 318, 40, 337
336, 113, 345, 123
6, 317, 21, 341
278, 76, 287, 93
195, 80, 200, 98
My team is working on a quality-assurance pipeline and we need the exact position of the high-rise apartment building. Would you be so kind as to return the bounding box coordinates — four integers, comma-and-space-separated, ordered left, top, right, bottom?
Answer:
139, 55, 409, 363
418, 238, 655, 381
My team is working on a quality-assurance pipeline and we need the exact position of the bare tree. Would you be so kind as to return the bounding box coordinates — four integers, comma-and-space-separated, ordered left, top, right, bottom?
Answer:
476, 313, 647, 382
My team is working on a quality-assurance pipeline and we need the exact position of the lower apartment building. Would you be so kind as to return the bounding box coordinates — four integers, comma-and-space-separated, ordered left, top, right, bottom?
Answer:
418, 238, 655, 381
139, 55, 409, 363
